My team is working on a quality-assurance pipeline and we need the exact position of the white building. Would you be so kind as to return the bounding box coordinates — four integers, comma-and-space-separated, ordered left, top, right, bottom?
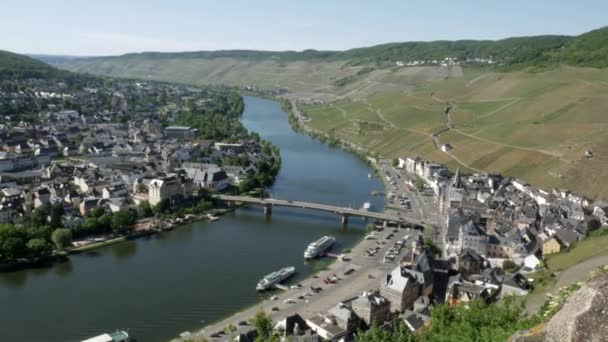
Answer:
148, 174, 193, 205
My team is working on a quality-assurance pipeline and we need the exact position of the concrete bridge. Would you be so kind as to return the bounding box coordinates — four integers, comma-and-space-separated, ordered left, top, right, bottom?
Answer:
213, 194, 424, 226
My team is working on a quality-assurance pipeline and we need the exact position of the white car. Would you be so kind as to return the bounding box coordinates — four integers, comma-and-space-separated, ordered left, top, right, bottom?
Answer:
271, 295, 279, 300
284, 298, 295, 304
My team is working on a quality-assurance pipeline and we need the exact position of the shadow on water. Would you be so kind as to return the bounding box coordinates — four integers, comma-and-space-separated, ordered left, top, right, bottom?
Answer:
0, 269, 28, 288
82, 250, 104, 258
110, 241, 138, 261
54, 258, 74, 277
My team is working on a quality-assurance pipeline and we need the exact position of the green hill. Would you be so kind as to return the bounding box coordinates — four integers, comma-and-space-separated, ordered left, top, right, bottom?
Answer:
0, 50, 67, 78
558, 26, 608, 68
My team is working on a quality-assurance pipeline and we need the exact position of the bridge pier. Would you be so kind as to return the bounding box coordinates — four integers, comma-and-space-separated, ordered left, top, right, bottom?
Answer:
264, 204, 272, 216
341, 214, 349, 225
383, 220, 388, 228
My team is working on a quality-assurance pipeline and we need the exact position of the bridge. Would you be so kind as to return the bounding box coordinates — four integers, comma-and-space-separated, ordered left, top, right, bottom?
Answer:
213, 195, 424, 226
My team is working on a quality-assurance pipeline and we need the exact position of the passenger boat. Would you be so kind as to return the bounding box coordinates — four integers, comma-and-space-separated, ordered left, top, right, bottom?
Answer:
304, 236, 336, 258
256, 266, 296, 291
81, 330, 130, 342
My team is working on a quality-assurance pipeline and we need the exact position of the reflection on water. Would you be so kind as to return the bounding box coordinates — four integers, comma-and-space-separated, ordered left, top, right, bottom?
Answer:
54, 258, 73, 277
111, 241, 138, 261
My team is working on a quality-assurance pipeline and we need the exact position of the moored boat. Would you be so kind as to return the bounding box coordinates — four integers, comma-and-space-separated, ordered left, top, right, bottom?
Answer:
81, 330, 130, 342
304, 235, 336, 259
256, 266, 296, 291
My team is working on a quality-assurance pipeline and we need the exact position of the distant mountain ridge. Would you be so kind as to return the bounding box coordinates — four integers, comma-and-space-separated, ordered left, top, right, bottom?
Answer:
38, 26, 608, 70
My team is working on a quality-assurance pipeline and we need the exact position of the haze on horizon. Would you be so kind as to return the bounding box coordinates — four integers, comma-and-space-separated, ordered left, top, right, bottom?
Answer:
2, 0, 607, 56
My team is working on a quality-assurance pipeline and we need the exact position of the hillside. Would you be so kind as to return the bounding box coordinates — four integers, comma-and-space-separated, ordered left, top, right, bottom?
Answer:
46, 25, 608, 199
0, 50, 68, 78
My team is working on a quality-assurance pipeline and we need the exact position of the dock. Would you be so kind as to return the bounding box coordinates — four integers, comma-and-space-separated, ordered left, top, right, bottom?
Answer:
274, 284, 289, 291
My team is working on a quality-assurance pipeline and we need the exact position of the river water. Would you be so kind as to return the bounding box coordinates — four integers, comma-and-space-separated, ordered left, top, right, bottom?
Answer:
0, 96, 384, 342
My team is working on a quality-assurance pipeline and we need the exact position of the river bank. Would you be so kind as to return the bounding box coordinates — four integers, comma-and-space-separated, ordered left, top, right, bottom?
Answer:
0, 96, 383, 342
172, 97, 392, 341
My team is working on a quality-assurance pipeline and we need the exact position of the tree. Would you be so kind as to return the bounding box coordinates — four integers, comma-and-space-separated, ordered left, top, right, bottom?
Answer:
51, 228, 72, 251
26, 238, 52, 257
139, 201, 154, 218
90, 207, 105, 218
111, 210, 136, 235
250, 311, 273, 339
30, 205, 50, 227
136, 183, 148, 193
424, 237, 442, 256
503, 259, 520, 273
413, 177, 426, 192
2, 237, 26, 259
26, 225, 51, 241
49, 203, 64, 228
154, 198, 171, 214
197, 187, 211, 200
366, 223, 376, 232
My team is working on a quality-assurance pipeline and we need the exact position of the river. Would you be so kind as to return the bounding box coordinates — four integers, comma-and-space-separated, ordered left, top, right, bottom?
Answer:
0, 96, 384, 342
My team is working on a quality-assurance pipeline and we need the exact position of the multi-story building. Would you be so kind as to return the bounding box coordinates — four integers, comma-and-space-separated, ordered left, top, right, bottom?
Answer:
148, 173, 193, 205
351, 292, 391, 327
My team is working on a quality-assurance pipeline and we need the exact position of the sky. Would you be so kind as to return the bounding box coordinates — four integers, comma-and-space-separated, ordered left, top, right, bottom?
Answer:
1, 0, 607, 56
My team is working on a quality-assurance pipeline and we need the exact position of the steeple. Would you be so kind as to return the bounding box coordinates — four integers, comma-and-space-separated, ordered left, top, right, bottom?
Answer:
452, 167, 461, 188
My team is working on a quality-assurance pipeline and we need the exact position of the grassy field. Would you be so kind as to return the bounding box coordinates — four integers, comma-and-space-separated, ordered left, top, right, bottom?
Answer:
301, 66, 608, 199
545, 232, 608, 272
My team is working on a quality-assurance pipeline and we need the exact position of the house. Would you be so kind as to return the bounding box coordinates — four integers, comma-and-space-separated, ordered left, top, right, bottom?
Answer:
0, 204, 16, 223
351, 292, 391, 327
523, 254, 541, 271
538, 233, 561, 256
446, 278, 495, 305
164, 126, 198, 139
554, 228, 579, 249
274, 314, 320, 342
401, 310, 431, 333
202, 168, 229, 190
306, 303, 360, 341
457, 249, 484, 276
32, 187, 51, 208
440, 143, 453, 152
457, 220, 488, 257
380, 253, 433, 313
79, 197, 104, 216
500, 273, 531, 297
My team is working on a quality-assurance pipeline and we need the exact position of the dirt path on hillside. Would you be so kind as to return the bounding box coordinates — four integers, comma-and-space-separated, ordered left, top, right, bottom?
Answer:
527, 255, 608, 314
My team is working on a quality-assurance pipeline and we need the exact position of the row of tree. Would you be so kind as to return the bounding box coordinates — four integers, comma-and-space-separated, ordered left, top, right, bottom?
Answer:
0, 204, 139, 262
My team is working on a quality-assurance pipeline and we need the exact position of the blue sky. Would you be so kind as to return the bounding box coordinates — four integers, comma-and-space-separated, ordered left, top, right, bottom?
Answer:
1, 0, 606, 56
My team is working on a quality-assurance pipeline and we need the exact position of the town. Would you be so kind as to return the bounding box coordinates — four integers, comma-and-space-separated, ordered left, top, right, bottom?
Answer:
0, 75, 280, 267
183, 154, 607, 342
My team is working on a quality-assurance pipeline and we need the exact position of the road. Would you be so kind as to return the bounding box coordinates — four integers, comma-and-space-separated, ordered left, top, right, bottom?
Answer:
377, 161, 445, 253
175, 226, 422, 341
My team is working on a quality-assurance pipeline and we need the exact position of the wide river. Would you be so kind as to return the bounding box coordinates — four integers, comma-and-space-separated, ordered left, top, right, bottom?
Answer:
0, 96, 384, 342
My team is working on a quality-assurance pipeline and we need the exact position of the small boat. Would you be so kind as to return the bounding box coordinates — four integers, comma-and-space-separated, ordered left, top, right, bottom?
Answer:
368, 173, 372, 179
256, 266, 296, 291
362, 201, 371, 211
207, 213, 220, 221
81, 330, 130, 342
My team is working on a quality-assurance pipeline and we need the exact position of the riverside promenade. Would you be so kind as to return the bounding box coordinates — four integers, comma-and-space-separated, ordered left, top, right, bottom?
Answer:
174, 224, 418, 341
